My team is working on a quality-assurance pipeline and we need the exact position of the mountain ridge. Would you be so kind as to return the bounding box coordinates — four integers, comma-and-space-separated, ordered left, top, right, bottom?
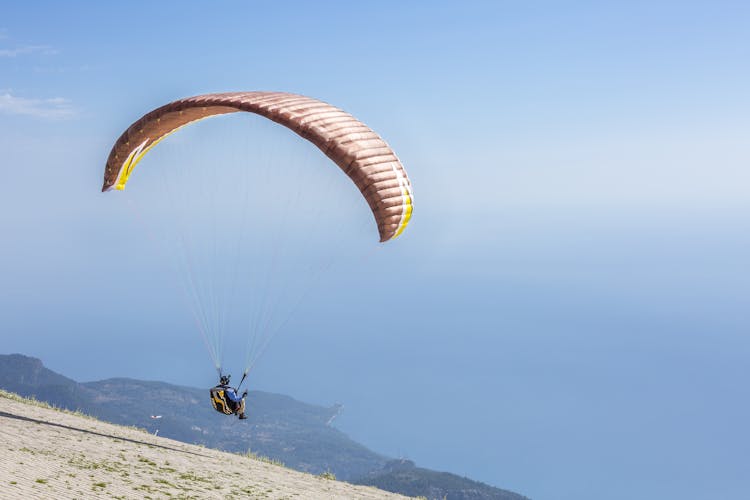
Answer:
0, 353, 528, 500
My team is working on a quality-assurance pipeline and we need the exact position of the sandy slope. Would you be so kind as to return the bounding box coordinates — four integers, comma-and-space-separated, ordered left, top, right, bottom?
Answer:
0, 394, 408, 499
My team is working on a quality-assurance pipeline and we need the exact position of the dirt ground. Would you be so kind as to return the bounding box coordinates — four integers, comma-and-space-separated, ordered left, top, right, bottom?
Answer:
0, 393, 408, 499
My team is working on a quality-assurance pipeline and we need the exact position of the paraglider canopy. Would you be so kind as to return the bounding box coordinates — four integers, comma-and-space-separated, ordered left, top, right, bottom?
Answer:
102, 91, 413, 242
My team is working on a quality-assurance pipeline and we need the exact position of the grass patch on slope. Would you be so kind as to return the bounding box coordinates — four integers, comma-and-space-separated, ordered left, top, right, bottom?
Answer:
0, 388, 148, 433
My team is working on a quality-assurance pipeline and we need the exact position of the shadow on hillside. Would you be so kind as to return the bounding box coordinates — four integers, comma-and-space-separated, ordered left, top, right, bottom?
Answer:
0, 410, 210, 457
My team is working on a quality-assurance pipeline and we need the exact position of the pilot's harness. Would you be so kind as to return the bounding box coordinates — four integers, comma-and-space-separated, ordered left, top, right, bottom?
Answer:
209, 372, 247, 415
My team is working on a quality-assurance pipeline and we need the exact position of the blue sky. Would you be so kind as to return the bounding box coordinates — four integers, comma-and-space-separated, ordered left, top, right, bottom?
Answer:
1, 2, 749, 499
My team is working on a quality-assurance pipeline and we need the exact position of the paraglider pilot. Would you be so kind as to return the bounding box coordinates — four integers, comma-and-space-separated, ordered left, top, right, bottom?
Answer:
212, 374, 248, 420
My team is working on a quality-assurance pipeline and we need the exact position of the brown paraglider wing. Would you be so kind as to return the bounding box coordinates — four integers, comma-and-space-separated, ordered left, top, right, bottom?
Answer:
102, 92, 413, 242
